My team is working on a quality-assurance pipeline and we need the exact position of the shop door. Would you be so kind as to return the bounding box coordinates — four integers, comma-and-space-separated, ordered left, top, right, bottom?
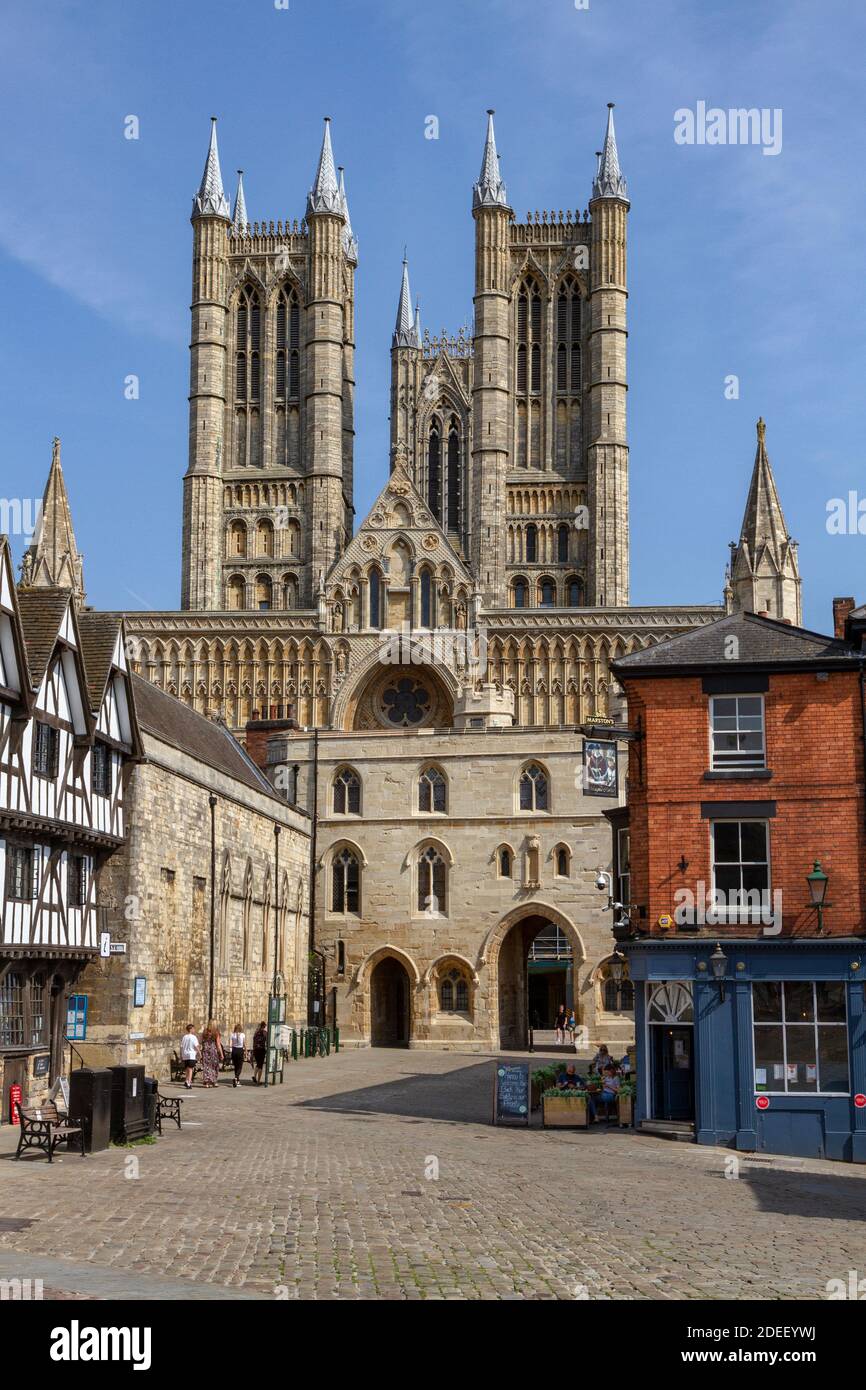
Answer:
652, 1026, 694, 1121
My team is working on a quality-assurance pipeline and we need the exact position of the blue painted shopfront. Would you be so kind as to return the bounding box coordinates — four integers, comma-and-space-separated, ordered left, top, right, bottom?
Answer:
624, 938, 866, 1163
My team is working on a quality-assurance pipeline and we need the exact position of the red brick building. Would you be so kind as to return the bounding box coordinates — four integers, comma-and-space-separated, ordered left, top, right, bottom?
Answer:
607, 611, 866, 1161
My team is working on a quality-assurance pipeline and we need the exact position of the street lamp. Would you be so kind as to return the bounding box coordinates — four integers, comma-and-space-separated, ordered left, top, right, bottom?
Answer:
609, 950, 626, 984
806, 861, 831, 934
709, 942, 728, 1002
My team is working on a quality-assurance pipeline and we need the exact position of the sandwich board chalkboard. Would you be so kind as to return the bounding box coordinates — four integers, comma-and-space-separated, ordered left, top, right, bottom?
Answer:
493, 1062, 530, 1125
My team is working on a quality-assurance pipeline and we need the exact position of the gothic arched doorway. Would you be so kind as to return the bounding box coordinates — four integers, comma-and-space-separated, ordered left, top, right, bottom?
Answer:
370, 956, 411, 1047
493, 909, 583, 1050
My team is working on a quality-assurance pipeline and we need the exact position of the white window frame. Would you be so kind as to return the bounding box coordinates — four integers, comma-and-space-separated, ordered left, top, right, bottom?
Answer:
709, 694, 766, 771
709, 818, 771, 925
751, 981, 850, 1096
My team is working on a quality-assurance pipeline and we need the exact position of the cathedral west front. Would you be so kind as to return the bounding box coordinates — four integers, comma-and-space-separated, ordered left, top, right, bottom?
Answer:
113, 106, 802, 1049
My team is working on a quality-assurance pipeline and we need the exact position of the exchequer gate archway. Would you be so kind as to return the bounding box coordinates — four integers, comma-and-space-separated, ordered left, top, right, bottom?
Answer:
480, 903, 586, 1050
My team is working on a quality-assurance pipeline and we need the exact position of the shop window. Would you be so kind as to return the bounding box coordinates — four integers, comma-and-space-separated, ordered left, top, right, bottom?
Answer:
753, 981, 849, 1094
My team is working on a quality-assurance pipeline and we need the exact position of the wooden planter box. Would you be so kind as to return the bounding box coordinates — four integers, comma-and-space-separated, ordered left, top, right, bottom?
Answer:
542, 1094, 588, 1129
618, 1095, 634, 1127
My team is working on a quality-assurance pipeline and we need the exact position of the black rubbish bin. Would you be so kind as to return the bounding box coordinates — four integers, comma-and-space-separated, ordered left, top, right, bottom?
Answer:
109, 1064, 146, 1142
68, 1068, 112, 1152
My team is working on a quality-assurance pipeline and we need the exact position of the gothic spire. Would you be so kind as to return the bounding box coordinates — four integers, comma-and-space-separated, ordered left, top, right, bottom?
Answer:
21, 438, 85, 604
727, 419, 802, 624
307, 117, 343, 217
192, 117, 231, 219
338, 167, 358, 263
473, 109, 509, 210
393, 256, 420, 348
592, 103, 629, 202
232, 169, 248, 231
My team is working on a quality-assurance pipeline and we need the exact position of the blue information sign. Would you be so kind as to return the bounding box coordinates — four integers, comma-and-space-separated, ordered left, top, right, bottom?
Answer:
66, 994, 88, 1041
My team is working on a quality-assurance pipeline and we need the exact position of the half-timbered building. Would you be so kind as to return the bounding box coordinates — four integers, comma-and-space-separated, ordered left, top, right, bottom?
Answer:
0, 535, 142, 1109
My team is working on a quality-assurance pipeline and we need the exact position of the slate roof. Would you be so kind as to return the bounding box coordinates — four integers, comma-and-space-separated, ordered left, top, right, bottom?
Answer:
131, 673, 289, 802
612, 611, 861, 676
17, 588, 75, 690
77, 611, 122, 708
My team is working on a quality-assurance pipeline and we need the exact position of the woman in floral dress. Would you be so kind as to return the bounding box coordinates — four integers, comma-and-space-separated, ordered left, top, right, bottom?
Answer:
200, 1019, 223, 1087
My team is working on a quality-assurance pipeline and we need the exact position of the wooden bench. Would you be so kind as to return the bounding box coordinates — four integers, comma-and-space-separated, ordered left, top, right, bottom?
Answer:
14, 1102, 86, 1162
154, 1090, 183, 1135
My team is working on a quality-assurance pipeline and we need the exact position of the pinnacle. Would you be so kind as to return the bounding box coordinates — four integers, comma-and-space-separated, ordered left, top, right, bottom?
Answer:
192, 117, 231, 220
591, 103, 629, 203
473, 109, 509, 210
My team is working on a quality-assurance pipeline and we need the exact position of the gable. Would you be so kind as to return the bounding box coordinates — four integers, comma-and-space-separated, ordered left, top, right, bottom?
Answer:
324, 462, 474, 602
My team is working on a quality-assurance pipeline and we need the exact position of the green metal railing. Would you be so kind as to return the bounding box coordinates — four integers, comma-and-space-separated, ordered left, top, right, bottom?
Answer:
284, 1025, 339, 1064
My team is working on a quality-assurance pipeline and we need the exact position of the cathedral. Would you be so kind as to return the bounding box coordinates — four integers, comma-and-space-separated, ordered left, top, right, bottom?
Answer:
22, 106, 803, 1050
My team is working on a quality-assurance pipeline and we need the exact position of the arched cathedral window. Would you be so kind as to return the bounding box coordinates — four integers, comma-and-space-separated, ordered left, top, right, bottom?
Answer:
427, 419, 441, 521
275, 284, 301, 402
554, 277, 583, 473
234, 284, 263, 468
447, 417, 460, 532
368, 567, 382, 630
515, 278, 544, 468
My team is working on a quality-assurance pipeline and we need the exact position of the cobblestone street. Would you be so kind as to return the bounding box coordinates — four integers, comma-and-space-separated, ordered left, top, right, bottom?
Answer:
1, 1049, 866, 1301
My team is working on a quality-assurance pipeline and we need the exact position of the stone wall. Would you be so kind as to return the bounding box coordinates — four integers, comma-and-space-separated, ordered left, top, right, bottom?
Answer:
77, 731, 310, 1080
267, 726, 634, 1051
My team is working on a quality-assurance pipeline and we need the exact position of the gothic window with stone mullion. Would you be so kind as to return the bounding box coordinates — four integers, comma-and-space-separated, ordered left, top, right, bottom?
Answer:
418, 846, 447, 915
427, 419, 441, 522
234, 284, 263, 467
332, 848, 360, 914
418, 766, 446, 814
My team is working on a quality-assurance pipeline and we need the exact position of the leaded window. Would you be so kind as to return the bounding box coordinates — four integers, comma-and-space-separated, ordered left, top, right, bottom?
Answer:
333, 768, 361, 815
34, 721, 59, 778
332, 849, 360, 914
519, 763, 548, 811
92, 741, 111, 796
418, 766, 446, 814
0, 972, 24, 1047
418, 846, 447, 915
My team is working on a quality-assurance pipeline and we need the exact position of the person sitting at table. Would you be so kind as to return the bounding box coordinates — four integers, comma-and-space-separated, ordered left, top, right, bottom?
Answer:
595, 1064, 621, 1120
556, 1063, 583, 1090
590, 1042, 613, 1074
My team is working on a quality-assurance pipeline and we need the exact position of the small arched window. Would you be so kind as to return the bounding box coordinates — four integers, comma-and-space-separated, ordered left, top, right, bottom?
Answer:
557, 524, 570, 563
498, 847, 513, 878
332, 848, 360, 914
228, 521, 247, 557
555, 845, 570, 878
333, 768, 361, 815
602, 966, 634, 1014
227, 576, 246, 611
519, 763, 549, 812
255, 574, 272, 611
525, 525, 538, 564
567, 576, 583, 606
439, 966, 470, 1014
513, 578, 528, 610
418, 766, 446, 814
257, 520, 274, 557
418, 846, 447, 915
539, 578, 556, 607
369, 568, 382, 630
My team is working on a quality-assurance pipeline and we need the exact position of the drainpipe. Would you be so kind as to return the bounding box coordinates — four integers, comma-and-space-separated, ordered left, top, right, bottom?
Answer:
208, 794, 217, 1020
307, 728, 325, 1026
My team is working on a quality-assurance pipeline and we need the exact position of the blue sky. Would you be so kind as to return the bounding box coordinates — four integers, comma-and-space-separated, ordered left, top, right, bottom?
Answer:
1, 0, 864, 627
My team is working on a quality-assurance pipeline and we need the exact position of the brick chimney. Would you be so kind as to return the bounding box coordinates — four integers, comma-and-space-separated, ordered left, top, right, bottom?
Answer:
832, 597, 856, 640
244, 707, 298, 771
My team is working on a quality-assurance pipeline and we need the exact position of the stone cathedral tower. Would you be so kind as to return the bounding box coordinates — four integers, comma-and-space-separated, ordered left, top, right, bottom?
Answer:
182, 117, 356, 611
390, 105, 630, 610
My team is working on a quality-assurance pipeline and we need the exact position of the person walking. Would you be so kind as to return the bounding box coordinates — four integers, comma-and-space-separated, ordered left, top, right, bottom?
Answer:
180, 1023, 200, 1089
200, 1019, 224, 1088
230, 1022, 246, 1088
554, 1003, 568, 1045
251, 1020, 267, 1085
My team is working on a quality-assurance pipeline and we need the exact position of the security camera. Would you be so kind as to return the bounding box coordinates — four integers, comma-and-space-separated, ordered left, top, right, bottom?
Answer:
595, 873, 608, 892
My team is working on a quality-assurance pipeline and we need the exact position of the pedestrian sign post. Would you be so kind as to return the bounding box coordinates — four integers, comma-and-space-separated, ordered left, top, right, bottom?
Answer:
265, 993, 286, 1087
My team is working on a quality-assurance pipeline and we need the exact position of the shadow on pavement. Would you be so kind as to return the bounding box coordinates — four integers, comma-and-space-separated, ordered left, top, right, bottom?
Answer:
297, 1054, 533, 1125
739, 1165, 866, 1222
